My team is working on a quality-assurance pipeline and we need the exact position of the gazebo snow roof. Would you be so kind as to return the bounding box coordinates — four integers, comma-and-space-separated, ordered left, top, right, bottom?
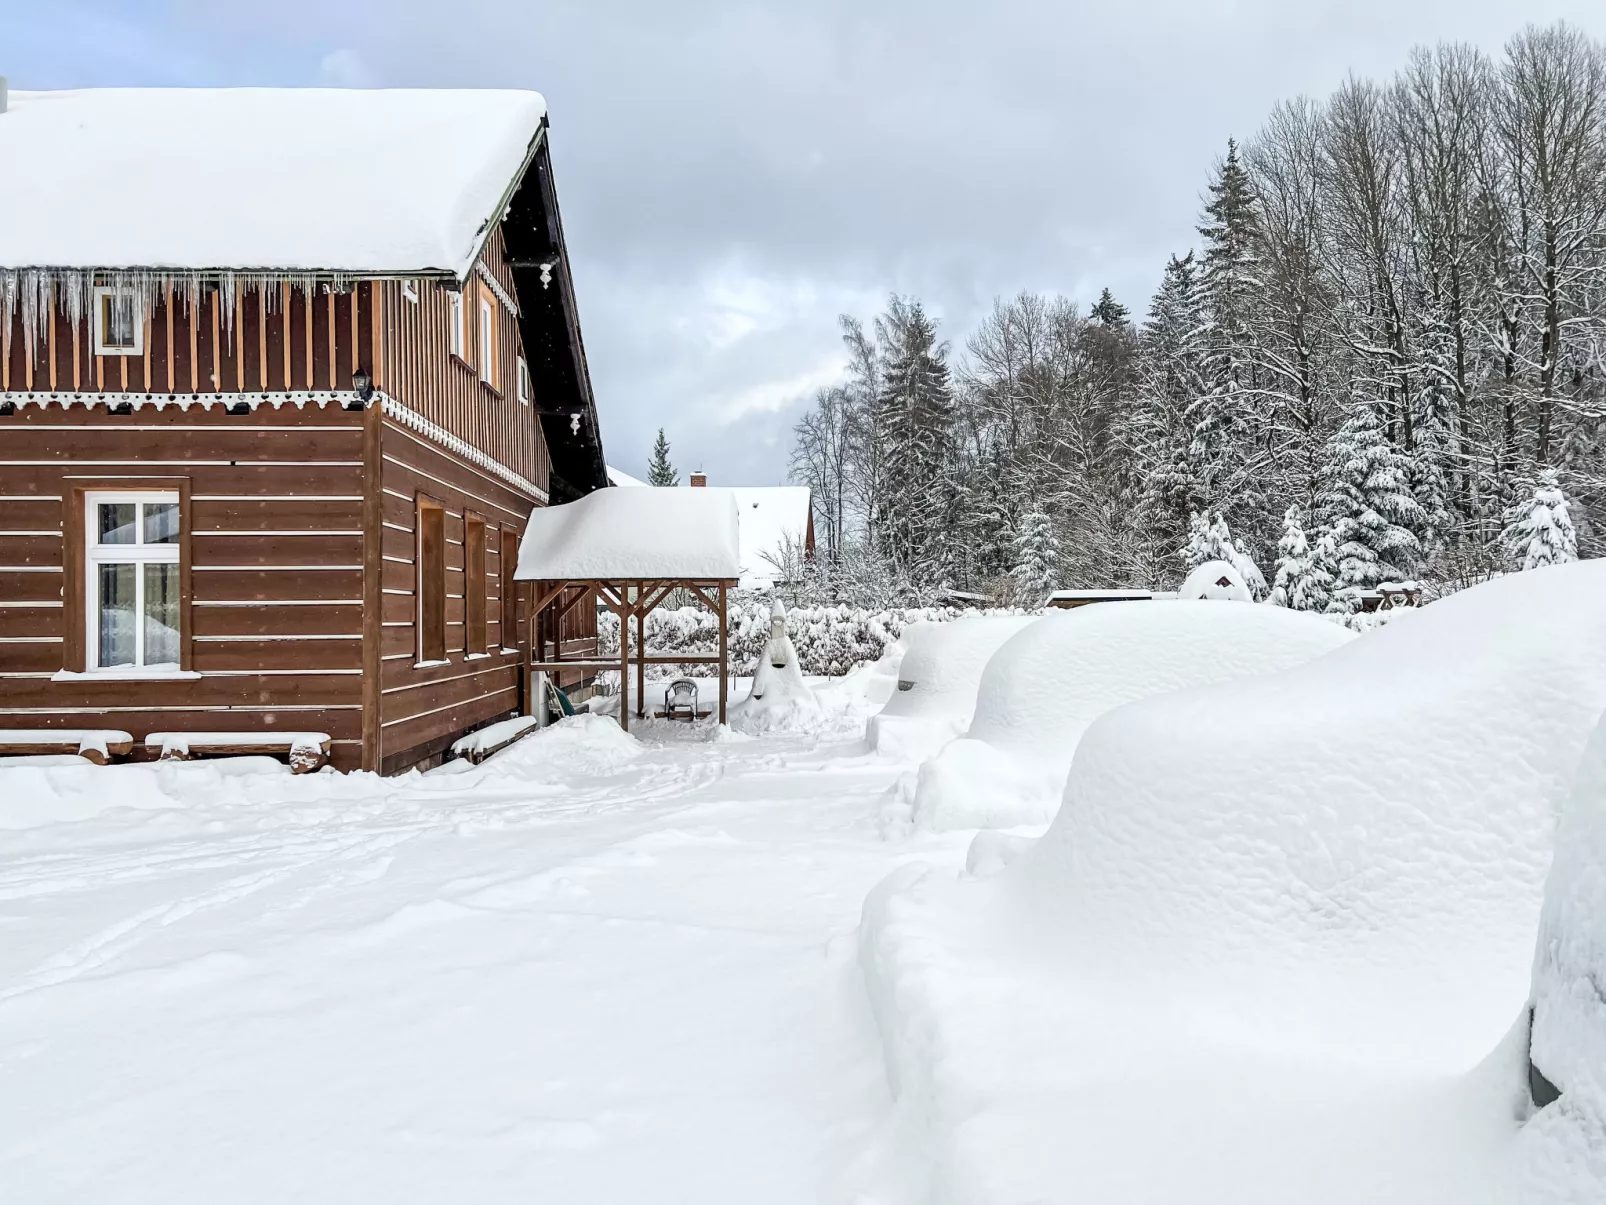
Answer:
514, 486, 741, 582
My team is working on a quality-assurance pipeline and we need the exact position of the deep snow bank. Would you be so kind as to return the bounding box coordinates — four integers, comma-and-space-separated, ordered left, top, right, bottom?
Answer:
1517, 708, 1606, 1199
1021, 560, 1606, 1062
905, 602, 1353, 831
859, 563, 1606, 1203
865, 615, 1037, 761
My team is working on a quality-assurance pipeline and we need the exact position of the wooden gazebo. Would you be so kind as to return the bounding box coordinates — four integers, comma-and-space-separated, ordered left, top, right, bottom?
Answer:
515, 488, 742, 732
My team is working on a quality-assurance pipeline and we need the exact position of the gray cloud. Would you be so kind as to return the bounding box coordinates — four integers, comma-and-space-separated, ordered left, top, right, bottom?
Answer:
7, 0, 1604, 482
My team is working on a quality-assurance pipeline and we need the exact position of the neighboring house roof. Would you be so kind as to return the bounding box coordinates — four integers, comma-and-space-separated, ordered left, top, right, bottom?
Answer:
514, 487, 742, 582
602, 470, 812, 588
607, 465, 648, 488
0, 88, 547, 278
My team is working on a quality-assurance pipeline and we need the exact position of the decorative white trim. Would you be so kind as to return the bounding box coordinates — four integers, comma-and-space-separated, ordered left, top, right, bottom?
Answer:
475, 262, 519, 317
379, 393, 548, 502
2, 391, 360, 411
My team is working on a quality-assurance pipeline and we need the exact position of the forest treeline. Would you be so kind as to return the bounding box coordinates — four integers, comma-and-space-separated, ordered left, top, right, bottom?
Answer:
786, 22, 1604, 609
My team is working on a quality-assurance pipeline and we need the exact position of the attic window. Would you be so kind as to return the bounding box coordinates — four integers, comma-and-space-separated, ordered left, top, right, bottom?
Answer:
517, 357, 531, 406
450, 293, 465, 359
93, 287, 143, 356
402, 281, 418, 304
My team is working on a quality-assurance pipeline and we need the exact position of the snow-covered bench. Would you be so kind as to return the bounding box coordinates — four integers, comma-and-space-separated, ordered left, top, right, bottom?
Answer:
0, 729, 135, 765
144, 732, 331, 774
450, 716, 539, 765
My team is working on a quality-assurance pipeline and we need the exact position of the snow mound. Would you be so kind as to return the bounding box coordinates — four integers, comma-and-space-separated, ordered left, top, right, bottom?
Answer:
1178, 558, 1252, 601
908, 603, 1354, 831
1022, 560, 1606, 1061
1517, 707, 1606, 1199
865, 615, 1037, 761
729, 601, 822, 735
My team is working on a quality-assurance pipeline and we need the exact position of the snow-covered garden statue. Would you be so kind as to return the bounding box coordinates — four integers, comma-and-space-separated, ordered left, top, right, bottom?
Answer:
1178, 559, 1252, 602
729, 599, 822, 735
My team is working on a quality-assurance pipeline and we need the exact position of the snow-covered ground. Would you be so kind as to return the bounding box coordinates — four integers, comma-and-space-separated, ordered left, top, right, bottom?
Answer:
0, 691, 958, 1204
5, 573, 1605, 1203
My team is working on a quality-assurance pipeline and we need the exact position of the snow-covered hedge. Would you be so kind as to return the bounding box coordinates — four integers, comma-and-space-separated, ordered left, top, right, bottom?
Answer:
597, 601, 1034, 678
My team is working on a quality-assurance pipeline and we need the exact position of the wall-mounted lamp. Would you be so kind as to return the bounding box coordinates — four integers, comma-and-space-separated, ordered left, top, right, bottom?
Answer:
351, 366, 374, 408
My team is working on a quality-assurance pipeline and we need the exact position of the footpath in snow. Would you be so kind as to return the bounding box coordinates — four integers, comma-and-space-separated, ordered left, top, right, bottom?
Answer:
0, 700, 962, 1204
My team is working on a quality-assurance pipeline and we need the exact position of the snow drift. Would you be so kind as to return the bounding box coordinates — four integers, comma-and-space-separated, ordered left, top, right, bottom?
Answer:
860, 561, 1606, 1203
1516, 707, 1606, 1199
905, 602, 1354, 831
865, 615, 1037, 761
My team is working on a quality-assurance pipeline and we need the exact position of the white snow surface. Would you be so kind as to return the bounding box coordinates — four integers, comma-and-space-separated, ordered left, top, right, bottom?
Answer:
145, 731, 329, 754
1519, 707, 1606, 1199
859, 560, 1606, 1203
515, 486, 741, 582
0, 707, 976, 1203
865, 615, 1037, 762
449, 716, 538, 756
0, 89, 546, 276
1179, 557, 1253, 600
901, 602, 1354, 832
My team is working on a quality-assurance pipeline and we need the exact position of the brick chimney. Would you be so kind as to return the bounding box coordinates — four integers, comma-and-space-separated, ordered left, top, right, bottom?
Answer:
689, 471, 707, 488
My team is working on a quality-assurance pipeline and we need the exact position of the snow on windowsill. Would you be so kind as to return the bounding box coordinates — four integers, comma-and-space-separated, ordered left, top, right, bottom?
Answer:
464, 652, 492, 661
53, 667, 202, 682
500, 648, 520, 656
414, 659, 451, 670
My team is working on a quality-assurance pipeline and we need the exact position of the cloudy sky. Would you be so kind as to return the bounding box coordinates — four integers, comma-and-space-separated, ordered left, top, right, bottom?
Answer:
6, 1, 1603, 483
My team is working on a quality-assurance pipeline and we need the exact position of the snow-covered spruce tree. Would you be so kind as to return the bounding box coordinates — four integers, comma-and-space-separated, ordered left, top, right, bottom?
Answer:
1317, 404, 1426, 608
647, 428, 679, 487
1131, 254, 1209, 570
1269, 506, 1310, 607
1181, 510, 1227, 570
1300, 529, 1338, 613
1228, 530, 1270, 600
873, 298, 955, 582
1187, 140, 1267, 536
1089, 287, 1131, 328
1011, 510, 1060, 603
1500, 469, 1578, 571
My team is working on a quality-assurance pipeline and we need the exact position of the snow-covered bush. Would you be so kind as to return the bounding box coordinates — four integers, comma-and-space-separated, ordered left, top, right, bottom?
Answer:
598, 599, 1034, 680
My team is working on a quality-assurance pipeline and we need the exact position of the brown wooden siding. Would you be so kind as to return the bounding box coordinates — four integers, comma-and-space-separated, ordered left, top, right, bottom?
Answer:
0, 405, 367, 770
375, 230, 550, 492
1, 281, 372, 398
374, 411, 543, 774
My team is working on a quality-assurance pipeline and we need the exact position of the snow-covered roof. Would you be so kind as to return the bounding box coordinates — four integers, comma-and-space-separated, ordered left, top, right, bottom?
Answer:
0, 88, 547, 277
606, 465, 648, 488
600, 472, 812, 588
515, 487, 742, 582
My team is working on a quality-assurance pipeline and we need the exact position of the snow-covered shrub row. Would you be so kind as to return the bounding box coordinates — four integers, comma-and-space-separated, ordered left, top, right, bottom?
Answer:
597, 600, 1034, 679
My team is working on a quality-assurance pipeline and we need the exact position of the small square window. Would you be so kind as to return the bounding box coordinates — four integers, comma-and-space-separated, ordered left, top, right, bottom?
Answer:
93, 287, 143, 356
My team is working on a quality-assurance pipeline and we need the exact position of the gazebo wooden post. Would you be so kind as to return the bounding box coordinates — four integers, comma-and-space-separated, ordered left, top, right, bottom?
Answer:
617, 586, 631, 735
717, 582, 728, 724
635, 582, 646, 720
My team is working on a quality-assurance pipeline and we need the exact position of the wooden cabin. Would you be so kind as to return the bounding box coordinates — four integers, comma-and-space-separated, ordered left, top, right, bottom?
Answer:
0, 87, 608, 773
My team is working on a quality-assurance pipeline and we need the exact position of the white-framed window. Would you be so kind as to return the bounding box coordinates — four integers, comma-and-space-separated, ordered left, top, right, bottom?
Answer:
402, 280, 419, 304
517, 356, 531, 406
92, 286, 144, 356
83, 492, 181, 671
450, 293, 465, 359
479, 297, 495, 385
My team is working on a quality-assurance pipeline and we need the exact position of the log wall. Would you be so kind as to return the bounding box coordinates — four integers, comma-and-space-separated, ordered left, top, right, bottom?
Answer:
0, 404, 367, 769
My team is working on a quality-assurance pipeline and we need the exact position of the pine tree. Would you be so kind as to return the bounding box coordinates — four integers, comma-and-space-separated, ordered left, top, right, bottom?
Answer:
1133, 255, 1209, 565
1500, 469, 1578, 571
1089, 288, 1130, 328
1228, 531, 1269, 600
1011, 510, 1060, 602
1182, 510, 1227, 570
1269, 506, 1310, 607
1317, 405, 1425, 607
874, 298, 954, 580
1299, 529, 1338, 613
647, 428, 679, 487
1187, 140, 1266, 536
